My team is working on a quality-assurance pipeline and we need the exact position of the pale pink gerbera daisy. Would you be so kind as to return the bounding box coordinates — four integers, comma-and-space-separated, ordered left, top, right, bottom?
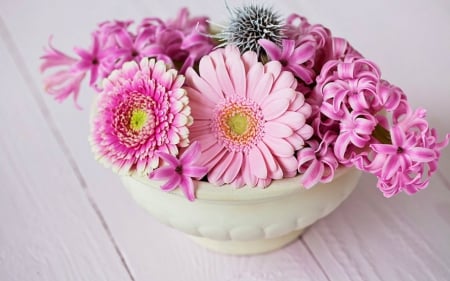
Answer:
90, 58, 192, 175
185, 45, 313, 188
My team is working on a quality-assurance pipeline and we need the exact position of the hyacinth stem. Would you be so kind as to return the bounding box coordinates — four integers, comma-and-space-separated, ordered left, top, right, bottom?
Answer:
372, 124, 392, 144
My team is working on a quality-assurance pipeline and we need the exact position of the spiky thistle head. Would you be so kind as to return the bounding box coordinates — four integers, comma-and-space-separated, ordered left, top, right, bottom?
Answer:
216, 4, 283, 57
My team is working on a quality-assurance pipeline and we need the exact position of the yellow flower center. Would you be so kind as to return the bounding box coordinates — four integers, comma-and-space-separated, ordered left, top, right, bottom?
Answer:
129, 109, 148, 132
227, 113, 248, 135
216, 102, 263, 151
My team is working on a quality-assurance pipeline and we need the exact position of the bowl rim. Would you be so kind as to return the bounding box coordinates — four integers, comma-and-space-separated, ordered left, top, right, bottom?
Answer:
127, 167, 356, 202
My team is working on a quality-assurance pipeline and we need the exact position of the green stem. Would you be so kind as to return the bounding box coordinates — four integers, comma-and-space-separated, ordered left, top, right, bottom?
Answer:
372, 124, 392, 144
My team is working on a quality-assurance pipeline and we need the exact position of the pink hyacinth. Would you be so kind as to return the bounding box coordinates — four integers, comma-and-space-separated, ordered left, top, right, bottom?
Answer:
90, 58, 192, 175
334, 108, 378, 162
136, 7, 214, 73
297, 131, 339, 188
185, 45, 313, 188
41, 8, 214, 107
283, 13, 361, 74
317, 57, 382, 120
40, 37, 86, 109
149, 141, 208, 201
259, 39, 316, 84
354, 104, 450, 197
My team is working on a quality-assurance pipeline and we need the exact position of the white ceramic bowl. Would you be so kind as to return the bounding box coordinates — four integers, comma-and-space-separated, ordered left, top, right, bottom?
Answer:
121, 167, 361, 255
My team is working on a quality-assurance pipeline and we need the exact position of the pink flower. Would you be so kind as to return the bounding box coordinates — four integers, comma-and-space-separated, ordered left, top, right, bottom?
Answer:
317, 57, 381, 120
366, 106, 449, 197
334, 109, 378, 162
73, 34, 112, 87
136, 8, 214, 73
90, 58, 192, 175
283, 14, 361, 72
259, 39, 316, 84
149, 141, 208, 201
371, 126, 436, 180
185, 45, 313, 187
297, 131, 339, 188
40, 37, 86, 108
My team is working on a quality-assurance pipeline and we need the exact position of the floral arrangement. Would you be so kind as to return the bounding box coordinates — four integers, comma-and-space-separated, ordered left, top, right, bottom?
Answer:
40, 4, 449, 201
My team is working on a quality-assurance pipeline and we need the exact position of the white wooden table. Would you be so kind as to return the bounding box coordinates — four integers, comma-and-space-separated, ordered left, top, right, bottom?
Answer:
1, 0, 449, 280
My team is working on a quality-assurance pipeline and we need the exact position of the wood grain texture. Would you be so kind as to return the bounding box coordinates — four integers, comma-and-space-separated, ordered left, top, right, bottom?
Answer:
303, 175, 450, 281
1, 0, 450, 280
0, 30, 132, 281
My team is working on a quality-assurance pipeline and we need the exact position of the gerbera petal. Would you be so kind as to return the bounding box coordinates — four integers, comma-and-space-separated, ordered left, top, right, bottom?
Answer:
208, 151, 235, 182
261, 98, 290, 120
214, 52, 236, 97
264, 135, 294, 157
271, 71, 296, 93
246, 63, 264, 98
249, 148, 267, 179
252, 73, 274, 102
265, 121, 293, 138
225, 47, 247, 96
222, 152, 243, 183
274, 112, 306, 130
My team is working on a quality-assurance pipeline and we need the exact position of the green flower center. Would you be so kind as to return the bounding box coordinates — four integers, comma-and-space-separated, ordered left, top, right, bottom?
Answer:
129, 109, 148, 132
227, 113, 248, 135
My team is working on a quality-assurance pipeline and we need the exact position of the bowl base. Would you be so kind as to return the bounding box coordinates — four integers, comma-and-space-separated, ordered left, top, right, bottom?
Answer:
188, 229, 305, 255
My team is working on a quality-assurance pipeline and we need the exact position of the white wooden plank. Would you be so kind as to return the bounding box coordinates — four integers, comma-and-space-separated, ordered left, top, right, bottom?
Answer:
0, 0, 330, 280
303, 174, 450, 281
0, 30, 132, 281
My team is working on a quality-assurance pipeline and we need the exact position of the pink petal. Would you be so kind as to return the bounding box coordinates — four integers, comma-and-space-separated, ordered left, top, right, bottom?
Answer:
258, 39, 282, 60
157, 152, 179, 167
180, 176, 196, 201
409, 147, 436, 163
273, 112, 306, 130
208, 151, 234, 183
371, 143, 398, 155
292, 42, 315, 64
149, 166, 177, 180
249, 148, 268, 179
382, 156, 401, 179
225, 47, 246, 96
222, 152, 243, 183
257, 142, 277, 173
300, 160, 324, 188
264, 61, 282, 80
271, 71, 296, 93
265, 121, 294, 138
183, 166, 208, 179
214, 52, 236, 97
264, 135, 294, 157
251, 73, 273, 103
160, 175, 181, 191
180, 141, 201, 165
246, 63, 264, 99
261, 97, 291, 120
